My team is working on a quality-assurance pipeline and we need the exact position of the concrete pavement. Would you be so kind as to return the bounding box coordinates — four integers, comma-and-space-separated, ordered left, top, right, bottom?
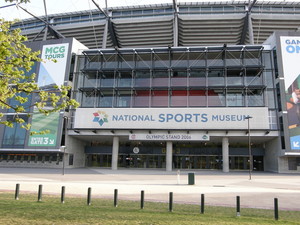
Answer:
0, 168, 300, 211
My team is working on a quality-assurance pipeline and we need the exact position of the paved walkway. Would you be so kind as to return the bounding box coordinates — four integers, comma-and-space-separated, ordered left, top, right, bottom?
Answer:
0, 168, 300, 211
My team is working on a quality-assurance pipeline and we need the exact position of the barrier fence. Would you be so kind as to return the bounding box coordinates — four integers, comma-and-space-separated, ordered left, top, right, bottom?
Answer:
12, 183, 279, 221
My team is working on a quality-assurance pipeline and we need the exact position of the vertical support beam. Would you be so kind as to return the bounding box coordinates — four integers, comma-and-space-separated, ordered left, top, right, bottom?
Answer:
173, 15, 178, 47
43, 26, 48, 41
172, 0, 178, 47
222, 137, 229, 172
166, 141, 173, 171
102, 18, 109, 48
112, 136, 119, 170
248, 13, 254, 45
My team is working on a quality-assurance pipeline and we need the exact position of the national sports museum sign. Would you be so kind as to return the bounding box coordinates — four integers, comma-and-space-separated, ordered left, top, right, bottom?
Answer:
74, 107, 269, 130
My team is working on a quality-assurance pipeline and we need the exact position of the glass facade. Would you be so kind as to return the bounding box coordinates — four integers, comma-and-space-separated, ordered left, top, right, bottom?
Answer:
75, 47, 276, 120
2, 116, 28, 148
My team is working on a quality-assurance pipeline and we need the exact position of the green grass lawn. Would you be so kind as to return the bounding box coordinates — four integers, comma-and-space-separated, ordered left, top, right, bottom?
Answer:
0, 192, 299, 225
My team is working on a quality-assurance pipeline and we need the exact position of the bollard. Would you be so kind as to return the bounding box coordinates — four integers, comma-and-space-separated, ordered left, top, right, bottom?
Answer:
236, 196, 240, 217
61, 186, 65, 204
38, 184, 43, 202
169, 192, 173, 212
140, 190, 145, 209
15, 183, 20, 200
114, 189, 118, 207
200, 194, 205, 214
274, 198, 279, 220
87, 187, 92, 206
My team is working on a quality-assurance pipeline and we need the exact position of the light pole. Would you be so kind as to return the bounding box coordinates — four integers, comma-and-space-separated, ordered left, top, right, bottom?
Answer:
62, 115, 68, 175
245, 116, 252, 180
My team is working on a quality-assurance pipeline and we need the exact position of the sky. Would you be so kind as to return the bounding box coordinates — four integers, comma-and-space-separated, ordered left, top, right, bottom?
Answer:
0, 0, 297, 21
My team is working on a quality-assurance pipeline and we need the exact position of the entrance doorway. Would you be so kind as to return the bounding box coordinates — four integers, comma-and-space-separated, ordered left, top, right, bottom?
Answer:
119, 154, 166, 168
86, 154, 264, 171
173, 155, 222, 169
87, 154, 112, 167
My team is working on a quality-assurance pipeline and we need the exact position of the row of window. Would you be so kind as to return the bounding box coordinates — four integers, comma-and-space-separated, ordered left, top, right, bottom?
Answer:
77, 88, 267, 108
78, 70, 272, 89
0, 154, 62, 163
82, 50, 269, 70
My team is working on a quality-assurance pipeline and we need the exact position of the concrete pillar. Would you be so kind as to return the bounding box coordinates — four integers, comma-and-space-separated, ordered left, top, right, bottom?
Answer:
102, 18, 109, 48
112, 136, 119, 170
248, 13, 254, 45
172, 0, 179, 47
173, 12, 178, 47
166, 142, 173, 172
222, 137, 229, 173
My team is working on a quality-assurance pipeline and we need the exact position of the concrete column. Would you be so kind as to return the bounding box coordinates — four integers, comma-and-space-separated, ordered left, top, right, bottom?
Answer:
222, 137, 229, 173
173, 12, 178, 47
172, 0, 179, 47
112, 136, 119, 170
248, 13, 254, 45
102, 18, 109, 48
166, 142, 173, 172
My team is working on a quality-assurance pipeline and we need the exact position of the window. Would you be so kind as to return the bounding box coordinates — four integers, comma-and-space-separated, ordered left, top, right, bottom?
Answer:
207, 51, 223, 67
153, 53, 169, 68
99, 91, 114, 107
152, 70, 169, 87
171, 71, 187, 87
226, 90, 243, 106
69, 154, 74, 166
100, 72, 115, 87
136, 54, 151, 69
246, 89, 264, 107
119, 54, 134, 69
226, 51, 242, 67
226, 68, 243, 86
171, 53, 187, 68
208, 89, 225, 106
189, 70, 206, 87
189, 52, 205, 68
171, 90, 188, 107
80, 90, 97, 107
82, 71, 98, 88
133, 90, 150, 107
117, 71, 132, 88
151, 90, 168, 107
189, 90, 206, 107
116, 91, 132, 107
208, 69, 225, 86
2, 116, 28, 147
134, 71, 151, 88
102, 54, 117, 69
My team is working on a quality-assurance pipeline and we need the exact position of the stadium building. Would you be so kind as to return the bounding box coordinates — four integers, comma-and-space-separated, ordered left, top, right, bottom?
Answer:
1, 0, 300, 173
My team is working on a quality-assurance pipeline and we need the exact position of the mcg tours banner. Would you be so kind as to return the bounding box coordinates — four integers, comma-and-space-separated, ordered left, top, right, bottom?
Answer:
280, 36, 300, 150
28, 43, 69, 147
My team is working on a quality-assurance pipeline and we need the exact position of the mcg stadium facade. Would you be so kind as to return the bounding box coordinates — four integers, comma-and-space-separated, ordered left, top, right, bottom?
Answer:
1, 0, 300, 173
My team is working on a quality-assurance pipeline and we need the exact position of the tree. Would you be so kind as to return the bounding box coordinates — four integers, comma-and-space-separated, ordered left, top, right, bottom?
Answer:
0, 19, 79, 133
5, 0, 30, 4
